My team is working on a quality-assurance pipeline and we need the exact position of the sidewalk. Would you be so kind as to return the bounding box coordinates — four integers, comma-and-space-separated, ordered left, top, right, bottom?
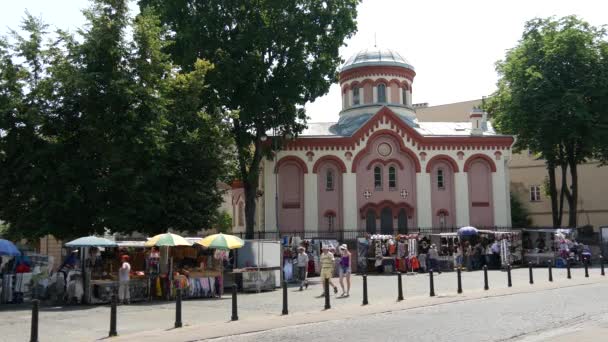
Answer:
112, 269, 608, 342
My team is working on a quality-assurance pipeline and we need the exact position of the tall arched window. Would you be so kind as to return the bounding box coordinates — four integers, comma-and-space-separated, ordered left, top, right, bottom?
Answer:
388, 166, 397, 189
437, 168, 445, 190
326, 169, 334, 191
438, 212, 447, 228
374, 166, 383, 190
238, 202, 244, 226
326, 213, 336, 232
353, 86, 360, 105
402, 87, 408, 105
377, 84, 386, 103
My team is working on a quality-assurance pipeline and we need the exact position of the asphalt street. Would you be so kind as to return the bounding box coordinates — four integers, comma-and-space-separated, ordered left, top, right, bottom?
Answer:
207, 281, 608, 342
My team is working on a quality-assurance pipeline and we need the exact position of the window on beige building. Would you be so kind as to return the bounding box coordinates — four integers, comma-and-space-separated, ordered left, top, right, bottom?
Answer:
530, 185, 541, 202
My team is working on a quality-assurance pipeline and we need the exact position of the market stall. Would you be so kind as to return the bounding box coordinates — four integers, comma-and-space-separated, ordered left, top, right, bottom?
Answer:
233, 240, 281, 292
357, 234, 420, 274
64, 236, 149, 304
0, 239, 22, 304
145, 233, 192, 300
521, 229, 575, 267
193, 233, 244, 296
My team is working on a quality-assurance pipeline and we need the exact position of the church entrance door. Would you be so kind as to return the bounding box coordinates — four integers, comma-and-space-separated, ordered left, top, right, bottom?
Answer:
397, 208, 408, 234
366, 209, 377, 234
380, 207, 393, 234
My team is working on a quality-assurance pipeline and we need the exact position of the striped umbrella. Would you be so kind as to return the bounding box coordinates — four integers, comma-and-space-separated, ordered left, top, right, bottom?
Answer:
196, 233, 244, 250
144, 233, 192, 247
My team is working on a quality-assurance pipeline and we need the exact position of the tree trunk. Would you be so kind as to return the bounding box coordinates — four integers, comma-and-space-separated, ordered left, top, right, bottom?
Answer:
547, 161, 560, 228
567, 159, 578, 228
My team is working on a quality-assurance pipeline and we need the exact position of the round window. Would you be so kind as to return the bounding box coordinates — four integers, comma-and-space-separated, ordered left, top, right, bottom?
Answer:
377, 143, 392, 157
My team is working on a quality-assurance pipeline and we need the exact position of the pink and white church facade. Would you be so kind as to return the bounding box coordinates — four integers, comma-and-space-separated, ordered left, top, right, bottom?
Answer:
233, 48, 515, 234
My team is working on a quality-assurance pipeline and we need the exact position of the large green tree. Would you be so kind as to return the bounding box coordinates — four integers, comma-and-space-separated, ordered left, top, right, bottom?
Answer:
0, 1, 230, 239
140, 0, 361, 238
488, 16, 608, 228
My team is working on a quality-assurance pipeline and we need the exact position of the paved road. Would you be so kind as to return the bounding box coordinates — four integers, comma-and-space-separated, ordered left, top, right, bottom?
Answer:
207, 281, 608, 342
0, 267, 600, 341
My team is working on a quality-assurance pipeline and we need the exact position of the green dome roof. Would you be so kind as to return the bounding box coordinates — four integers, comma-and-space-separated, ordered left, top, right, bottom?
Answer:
341, 48, 414, 72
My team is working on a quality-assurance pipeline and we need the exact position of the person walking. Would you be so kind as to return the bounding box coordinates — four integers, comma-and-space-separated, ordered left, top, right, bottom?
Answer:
296, 246, 309, 291
338, 244, 351, 297
428, 244, 441, 274
319, 245, 338, 296
118, 255, 131, 304
454, 244, 463, 270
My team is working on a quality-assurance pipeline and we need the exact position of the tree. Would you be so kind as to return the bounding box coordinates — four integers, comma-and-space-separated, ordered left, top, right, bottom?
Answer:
510, 193, 532, 228
0, 1, 230, 239
487, 16, 608, 228
213, 211, 233, 234
139, 0, 362, 238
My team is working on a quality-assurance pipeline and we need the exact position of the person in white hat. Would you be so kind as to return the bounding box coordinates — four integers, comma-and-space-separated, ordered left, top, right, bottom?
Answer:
338, 244, 352, 297
319, 244, 338, 296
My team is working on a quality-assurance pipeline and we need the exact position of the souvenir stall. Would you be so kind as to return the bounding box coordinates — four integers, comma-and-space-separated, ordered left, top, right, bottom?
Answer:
64, 236, 148, 305
194, 233, 244, 295
521, 229, 575, 267
0, 239, 23, 304
430, 233, 460, 271
233, 239, 281, 292
492, 231, 521, 267
145, 233, 193, 301
357, 234, 420, 274
169, 242, 225, 299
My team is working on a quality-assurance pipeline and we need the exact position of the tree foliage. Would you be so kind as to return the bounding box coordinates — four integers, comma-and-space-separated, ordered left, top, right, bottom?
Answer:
0, 1, 230, 240
510, 193, 532, 228
487, 16, 608, 228
139, 0, 362, 238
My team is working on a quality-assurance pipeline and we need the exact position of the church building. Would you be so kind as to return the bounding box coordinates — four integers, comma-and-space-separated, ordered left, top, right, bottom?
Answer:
233, 48, 515, 234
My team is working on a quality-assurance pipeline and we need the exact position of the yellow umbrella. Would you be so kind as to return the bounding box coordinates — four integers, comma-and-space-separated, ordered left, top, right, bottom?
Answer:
196, 233, 244, 250
144, 233, 192, 247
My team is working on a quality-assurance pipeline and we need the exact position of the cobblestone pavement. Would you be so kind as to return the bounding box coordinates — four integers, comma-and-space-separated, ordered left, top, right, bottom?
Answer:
0, 266, 601, 341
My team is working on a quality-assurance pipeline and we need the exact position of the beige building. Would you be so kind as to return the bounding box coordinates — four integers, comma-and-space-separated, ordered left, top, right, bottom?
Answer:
417, 99, 608, 230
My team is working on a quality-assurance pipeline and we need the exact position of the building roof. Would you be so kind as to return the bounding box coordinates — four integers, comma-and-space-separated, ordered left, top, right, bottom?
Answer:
415, 99, 483, 122
299, 107, 498, 138
341, 48, 415, 72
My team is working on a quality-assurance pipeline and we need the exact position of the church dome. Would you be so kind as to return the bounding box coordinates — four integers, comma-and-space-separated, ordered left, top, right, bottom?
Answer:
341, 48, 414, 72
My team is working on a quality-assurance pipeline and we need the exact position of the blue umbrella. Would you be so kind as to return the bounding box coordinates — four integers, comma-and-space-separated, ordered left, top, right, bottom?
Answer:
458, 226, 479, 236
0, 239, 21, 256
65, 236, 117, 248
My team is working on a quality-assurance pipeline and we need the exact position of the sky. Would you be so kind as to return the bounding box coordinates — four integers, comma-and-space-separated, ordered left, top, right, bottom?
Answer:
2, 0, 607, 123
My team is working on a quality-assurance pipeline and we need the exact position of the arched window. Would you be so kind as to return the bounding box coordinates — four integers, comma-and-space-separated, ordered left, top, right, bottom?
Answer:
353, 86, 360, 105
437, 168, 445, 190
438, 212, 447, 228
326, 213, 336, 232
402, 87, 408, 105
388, 166, 397, 189
374, 166, 383, 190
377, 84, 386, 103
326, 169, 334, 191
238, 202, 244, 226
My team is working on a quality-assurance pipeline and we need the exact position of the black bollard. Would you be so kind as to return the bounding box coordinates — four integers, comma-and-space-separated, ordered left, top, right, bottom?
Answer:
507, 264, 512, 287
282, 281, 288, 315
174, 288, 183, 328
231, 284, 238, 321
429, 269, 436, 297
483, 265, 489, 290
567, 261, 572, 279
585, 262, 589, 278
457, 268, 463, 294
362, 275, 369, 306
109, 294, 118, 337
529, 262, 534, 284
324, 278, 331, 310
601, 255, 605, 276
30, 299, 39, 342
548, 260, 553, 282
397, 272, 404, 301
